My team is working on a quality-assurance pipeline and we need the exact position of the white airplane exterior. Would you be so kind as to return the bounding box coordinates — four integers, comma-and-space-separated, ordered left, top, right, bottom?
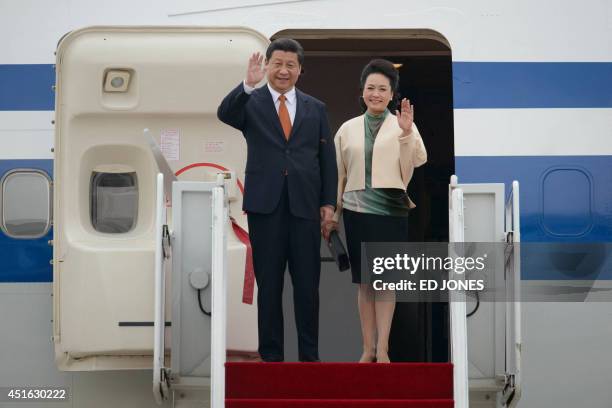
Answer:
1, 1, 611, 407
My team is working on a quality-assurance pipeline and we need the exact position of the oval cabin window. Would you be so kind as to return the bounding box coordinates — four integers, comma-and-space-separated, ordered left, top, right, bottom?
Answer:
1, 170, 52, 239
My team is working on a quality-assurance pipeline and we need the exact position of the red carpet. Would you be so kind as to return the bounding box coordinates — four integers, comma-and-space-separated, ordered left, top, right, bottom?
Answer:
226, 362, 453, 407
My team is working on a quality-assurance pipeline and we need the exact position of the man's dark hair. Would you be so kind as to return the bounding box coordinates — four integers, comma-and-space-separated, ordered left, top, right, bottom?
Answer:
266, 38, 305, 65
359, 59, 400, 112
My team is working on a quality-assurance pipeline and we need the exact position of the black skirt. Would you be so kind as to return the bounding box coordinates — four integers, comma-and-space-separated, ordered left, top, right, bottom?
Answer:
343, 208, 427, 361
343, 208, 410, 284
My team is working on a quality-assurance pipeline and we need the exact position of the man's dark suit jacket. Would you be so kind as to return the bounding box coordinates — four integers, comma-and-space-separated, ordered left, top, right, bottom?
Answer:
217, 83, 337, 220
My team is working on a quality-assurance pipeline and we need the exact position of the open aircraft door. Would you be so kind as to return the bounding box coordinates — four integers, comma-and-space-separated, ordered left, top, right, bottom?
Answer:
53, 26, 268, 404
449, 176, 522, 407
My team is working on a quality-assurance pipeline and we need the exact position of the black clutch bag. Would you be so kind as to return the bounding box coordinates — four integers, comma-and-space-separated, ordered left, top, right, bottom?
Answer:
326, 230, 351, 272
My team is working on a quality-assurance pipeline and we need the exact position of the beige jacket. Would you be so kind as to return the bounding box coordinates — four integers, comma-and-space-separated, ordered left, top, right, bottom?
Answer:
333, 113, 427, 221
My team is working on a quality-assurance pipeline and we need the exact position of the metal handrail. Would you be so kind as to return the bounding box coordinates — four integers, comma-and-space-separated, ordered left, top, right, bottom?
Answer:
449, 175, 469, 408
210, 173, 228, 408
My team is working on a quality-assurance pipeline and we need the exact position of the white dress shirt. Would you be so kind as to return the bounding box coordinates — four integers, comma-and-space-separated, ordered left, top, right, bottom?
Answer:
243, 81, 296, 124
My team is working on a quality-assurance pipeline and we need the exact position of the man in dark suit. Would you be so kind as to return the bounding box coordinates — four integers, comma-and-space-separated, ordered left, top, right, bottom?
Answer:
217, 38, 337, 362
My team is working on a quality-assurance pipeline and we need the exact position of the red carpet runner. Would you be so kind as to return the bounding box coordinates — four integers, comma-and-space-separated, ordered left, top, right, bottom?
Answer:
226, 362, 454, 407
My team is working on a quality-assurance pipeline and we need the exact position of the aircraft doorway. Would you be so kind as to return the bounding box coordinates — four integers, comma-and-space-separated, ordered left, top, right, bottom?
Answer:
273, 30, 455, 362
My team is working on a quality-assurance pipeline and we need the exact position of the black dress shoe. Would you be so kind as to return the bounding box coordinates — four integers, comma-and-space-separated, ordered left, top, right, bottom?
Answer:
299, 357, 321, 362
261, 356, 284, 362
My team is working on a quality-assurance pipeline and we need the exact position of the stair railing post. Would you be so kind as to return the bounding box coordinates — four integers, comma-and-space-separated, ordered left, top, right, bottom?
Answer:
211, 173, 228, 408
449, 183, 469, 408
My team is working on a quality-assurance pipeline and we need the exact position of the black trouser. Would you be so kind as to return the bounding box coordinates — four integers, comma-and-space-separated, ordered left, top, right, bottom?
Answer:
247, 181, 321, 362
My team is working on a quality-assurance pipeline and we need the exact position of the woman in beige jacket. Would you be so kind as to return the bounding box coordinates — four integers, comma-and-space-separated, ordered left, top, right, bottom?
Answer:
325, 59, 427, 363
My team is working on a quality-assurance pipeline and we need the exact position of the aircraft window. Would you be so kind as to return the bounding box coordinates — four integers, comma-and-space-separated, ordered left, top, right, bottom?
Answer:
1, 170, 52, 239
91, 172, 138, 234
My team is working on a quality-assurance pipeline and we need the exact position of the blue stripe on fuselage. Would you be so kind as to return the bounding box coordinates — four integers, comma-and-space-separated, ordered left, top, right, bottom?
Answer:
456, 155, 612, 242
456, 155, 612, 280
452, 62, 612, 109
1, 156, 611, 282
0, 65, 55, 111
0, 160, 53, 283
1, 62, 612, 110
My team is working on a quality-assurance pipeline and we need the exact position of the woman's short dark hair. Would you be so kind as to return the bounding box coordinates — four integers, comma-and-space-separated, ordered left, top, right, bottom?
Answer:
266, 38, 305, 66
360, 59, 399, 91
359, 59, 400, 111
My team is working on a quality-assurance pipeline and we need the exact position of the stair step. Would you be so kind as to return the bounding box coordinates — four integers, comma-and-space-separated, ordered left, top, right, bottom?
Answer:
226, 398, 454, 408
226, 362, 453, 400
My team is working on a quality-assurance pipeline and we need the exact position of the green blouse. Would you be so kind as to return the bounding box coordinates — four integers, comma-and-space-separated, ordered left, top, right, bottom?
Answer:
342, 110, 411, 217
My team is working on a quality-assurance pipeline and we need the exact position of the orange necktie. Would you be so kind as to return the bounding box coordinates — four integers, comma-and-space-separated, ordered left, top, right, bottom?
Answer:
278, 94, 292, 140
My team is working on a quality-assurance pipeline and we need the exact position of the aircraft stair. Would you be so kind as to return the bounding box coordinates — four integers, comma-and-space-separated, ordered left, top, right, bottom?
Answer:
225, 362, 454, 407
